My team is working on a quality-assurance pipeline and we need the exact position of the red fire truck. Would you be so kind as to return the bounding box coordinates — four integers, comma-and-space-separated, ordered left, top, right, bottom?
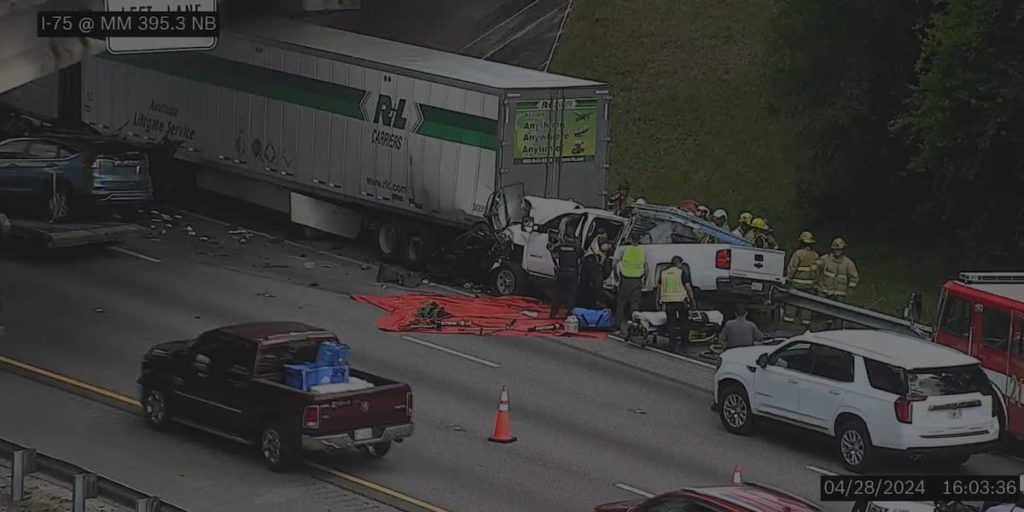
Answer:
932, 272, 1024, 442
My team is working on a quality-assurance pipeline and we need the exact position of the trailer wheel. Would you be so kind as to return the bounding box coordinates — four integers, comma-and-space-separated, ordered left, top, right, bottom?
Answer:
375, 219, 407, 263
402, 226, 436, 270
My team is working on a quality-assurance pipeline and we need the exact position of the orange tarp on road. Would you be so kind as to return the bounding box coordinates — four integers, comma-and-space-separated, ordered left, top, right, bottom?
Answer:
351, 293, 606, 339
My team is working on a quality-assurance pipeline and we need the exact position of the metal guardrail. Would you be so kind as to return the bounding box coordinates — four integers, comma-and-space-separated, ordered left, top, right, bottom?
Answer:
771, 286, 934, 339
0, 437, 188, 512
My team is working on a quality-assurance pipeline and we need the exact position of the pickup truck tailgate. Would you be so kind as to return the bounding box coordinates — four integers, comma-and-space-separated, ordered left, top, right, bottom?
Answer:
728, 246, 785, 284
311, 381, 412, 431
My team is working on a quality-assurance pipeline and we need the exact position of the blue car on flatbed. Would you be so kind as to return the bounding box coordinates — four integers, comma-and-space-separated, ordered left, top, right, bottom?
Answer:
0, 135, 153, 221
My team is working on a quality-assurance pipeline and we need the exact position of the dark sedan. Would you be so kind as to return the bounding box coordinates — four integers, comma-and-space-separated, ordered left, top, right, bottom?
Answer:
0, 136, 153, 220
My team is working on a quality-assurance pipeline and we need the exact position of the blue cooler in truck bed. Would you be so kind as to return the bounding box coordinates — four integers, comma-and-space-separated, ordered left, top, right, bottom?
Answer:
315, 342, 351, 367
329, 364, 350, 384
284, 363, 334, 391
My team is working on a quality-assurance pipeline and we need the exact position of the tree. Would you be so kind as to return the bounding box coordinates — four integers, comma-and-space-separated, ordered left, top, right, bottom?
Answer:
766, 0, 935, 228
894, 0, 1024, 262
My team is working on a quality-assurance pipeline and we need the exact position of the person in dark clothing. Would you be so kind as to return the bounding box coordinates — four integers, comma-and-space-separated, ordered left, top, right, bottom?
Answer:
581, 228, 610, 308
550, 233, 582, 319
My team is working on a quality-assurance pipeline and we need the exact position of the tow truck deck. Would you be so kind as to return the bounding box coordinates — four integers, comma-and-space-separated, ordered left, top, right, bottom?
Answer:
2, 216, 144, 249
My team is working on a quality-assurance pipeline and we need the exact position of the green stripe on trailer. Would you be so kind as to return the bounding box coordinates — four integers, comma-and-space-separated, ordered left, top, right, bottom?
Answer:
417, 105, 498, 151
99, 52, 500, 150
101, 52, 367, 121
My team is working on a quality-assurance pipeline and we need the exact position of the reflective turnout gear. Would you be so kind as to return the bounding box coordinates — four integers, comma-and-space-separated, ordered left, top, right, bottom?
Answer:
786, 247, 819, 289
618, 245, 646, 278
815, 253, 860, 297
784, 246, 820, 325
753, 232, 778, 250
659, 266, 689, 303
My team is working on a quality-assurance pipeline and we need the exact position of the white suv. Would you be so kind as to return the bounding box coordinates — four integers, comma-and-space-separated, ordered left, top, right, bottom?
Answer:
712, 330, 1000, 472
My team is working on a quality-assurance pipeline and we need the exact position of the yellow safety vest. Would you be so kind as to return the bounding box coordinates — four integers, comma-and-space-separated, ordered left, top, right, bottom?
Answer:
619, 245, 646, 278
659, 267, 688, 303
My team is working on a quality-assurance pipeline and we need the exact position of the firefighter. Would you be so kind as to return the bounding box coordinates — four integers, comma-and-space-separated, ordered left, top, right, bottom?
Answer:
748, 218, 779, 249
816, 237, 860, 304
581, 228, 610, 308
615, 238, 648, 334
696, 205, 711, 220
549, 233, 582, 319
711, 209, 729, 229
732, 212, 753, 238
607, 181, 634, 216
784, 231, 819, 326
658, 256, 692, 354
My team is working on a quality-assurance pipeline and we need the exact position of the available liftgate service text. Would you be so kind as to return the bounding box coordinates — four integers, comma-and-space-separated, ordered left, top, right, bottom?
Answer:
38, 11, 219, 38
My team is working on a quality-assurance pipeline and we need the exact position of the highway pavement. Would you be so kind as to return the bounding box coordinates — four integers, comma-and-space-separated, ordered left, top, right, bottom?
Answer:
1, 209, 1022, 512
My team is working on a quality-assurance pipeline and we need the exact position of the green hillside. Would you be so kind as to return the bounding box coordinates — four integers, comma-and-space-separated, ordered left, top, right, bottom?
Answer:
549, 0, 954, 320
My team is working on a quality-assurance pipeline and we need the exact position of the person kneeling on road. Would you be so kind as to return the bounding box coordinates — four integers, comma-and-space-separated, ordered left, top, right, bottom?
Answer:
659, 256, 694, 354
719, 306, 763, 350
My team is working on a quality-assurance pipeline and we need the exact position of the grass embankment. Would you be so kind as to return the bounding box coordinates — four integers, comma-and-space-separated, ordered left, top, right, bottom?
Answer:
549, 0, 956, 322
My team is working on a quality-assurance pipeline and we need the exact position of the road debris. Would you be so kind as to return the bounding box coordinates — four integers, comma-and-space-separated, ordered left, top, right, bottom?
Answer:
628, 408, 649, 415
256, 292, 276, 298
93, 307, 105, 313
302, 261, 316, 270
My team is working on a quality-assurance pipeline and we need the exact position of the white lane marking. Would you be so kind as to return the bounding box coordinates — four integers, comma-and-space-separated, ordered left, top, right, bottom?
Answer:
608, 334, 717, 370
108, 246, 162, 263
805, 465, 838, 476
483, 5, 567, 60
613, 483, 656, 499
459, 0, 542, 52
400, 336, 501, 368
175, 208, 477, 298
544, 0, 574, 72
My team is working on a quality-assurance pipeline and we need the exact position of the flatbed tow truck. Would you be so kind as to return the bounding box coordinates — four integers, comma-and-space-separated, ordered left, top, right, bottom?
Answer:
0, 212, 143, 250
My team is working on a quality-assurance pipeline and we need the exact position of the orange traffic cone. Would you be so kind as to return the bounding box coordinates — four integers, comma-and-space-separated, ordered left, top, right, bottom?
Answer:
732, 465, 742, 484
488, 385, 517, 444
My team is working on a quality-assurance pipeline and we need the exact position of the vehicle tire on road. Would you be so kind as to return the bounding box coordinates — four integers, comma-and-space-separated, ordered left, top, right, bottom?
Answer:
142, 388, 172, 431
358, 441, 392, 458
718, 385, 756, 435
375, 219, 407, 264
260, 423, 300, 472
402, 225, 436, 270
837, 418, 876, 473
492, 264, 527, 296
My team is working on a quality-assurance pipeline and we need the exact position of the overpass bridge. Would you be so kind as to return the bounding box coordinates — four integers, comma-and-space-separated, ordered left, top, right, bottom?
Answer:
0, 0, 362, 96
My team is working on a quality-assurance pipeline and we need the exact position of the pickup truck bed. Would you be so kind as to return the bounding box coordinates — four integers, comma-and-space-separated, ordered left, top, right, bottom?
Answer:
137, 322, 414, 471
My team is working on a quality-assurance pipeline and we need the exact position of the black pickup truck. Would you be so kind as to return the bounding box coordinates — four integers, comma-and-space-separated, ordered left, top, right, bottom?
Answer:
137, 322, 414, 471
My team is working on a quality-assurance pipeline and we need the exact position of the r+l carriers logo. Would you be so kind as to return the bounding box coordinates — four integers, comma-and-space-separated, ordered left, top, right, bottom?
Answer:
370, 93, 408, 151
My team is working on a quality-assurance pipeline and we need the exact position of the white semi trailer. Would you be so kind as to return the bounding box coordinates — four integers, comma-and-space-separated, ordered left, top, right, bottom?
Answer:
81, 17, 611, 267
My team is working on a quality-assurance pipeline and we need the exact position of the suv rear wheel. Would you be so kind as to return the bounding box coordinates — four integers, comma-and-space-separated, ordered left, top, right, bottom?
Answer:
837, 418, 876, 473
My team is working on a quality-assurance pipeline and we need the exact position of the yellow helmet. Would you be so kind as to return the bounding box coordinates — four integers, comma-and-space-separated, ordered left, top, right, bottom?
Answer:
831, 237, 847, 250
798, 231, 815, 244
750, 217, 768, 230
738, 212, 753, 225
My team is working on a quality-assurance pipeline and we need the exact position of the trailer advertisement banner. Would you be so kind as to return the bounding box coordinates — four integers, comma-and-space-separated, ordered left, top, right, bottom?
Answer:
513, 98, 598, 165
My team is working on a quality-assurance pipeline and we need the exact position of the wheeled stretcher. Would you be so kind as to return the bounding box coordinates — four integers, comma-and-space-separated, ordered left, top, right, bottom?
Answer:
625, 309, 725, 347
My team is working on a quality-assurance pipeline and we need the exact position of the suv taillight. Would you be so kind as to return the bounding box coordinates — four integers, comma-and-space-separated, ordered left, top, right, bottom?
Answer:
715, 249, 731, 270
303, 405, 320, 429
406, 392, 413, 417
894, 396, 924, 424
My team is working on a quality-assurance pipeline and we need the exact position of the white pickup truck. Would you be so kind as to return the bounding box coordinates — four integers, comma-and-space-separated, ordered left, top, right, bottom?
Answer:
486, 186, 785, 303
